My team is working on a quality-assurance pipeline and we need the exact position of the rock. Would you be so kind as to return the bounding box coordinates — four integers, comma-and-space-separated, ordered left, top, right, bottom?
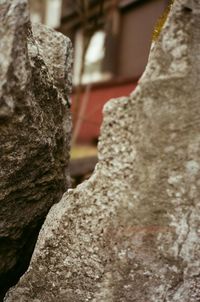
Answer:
0, 0, 72, 298
5, 0, 200, 301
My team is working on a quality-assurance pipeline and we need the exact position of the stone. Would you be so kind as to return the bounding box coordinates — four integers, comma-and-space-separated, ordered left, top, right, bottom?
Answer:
0, 0, 72, 298
4, 0, 200, 301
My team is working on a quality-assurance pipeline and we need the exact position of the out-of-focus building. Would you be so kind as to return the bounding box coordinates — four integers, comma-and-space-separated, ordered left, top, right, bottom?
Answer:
29, 0, 62, 28
29, 0, 170, 144
59, 0, 169, 84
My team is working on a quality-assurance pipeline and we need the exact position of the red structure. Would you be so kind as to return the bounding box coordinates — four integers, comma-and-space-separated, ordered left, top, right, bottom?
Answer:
71, 79, 137, 143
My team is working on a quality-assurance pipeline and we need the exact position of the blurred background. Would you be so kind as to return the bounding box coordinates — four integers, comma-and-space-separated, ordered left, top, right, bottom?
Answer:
29, 0, 170, 185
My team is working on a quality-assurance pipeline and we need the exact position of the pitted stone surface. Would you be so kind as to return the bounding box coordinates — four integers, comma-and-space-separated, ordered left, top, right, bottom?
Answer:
4, 0, 200, 301
0, 0, 72, 298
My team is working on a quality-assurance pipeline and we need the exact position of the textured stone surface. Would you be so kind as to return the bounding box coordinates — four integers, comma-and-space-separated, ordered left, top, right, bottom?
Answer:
5, 0, 200, 301
0, 0, 72, 298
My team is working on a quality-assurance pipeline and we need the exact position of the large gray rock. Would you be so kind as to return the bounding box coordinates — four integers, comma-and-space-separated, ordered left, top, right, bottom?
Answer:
0, 0, 72, 298
5, 0, 200, 301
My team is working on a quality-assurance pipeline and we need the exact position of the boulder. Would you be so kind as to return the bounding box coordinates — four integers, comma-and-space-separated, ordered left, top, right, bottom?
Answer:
0, 0, 72, 298
5, 0, 200, 301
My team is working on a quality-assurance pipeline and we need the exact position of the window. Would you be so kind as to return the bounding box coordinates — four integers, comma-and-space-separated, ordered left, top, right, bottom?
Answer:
45, 0, 62, 28
73, 30, 111, 85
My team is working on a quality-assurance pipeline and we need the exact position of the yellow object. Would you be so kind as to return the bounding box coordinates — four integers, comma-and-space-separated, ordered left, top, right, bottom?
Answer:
71, 145, 98, 159
152, 0, 175, 41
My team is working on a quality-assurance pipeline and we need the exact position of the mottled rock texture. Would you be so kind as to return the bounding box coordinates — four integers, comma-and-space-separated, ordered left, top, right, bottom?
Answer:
0, 0, 72, 298
5, 0, 200, 301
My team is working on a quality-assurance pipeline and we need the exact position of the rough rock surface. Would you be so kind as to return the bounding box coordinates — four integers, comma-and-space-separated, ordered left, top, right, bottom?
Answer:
0, 0, 72, 298
5, 0, 200, 301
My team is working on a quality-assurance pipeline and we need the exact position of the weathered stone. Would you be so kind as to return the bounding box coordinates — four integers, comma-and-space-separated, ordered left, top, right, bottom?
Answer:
5, 0, 200, 301
0, 0, 72, 298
